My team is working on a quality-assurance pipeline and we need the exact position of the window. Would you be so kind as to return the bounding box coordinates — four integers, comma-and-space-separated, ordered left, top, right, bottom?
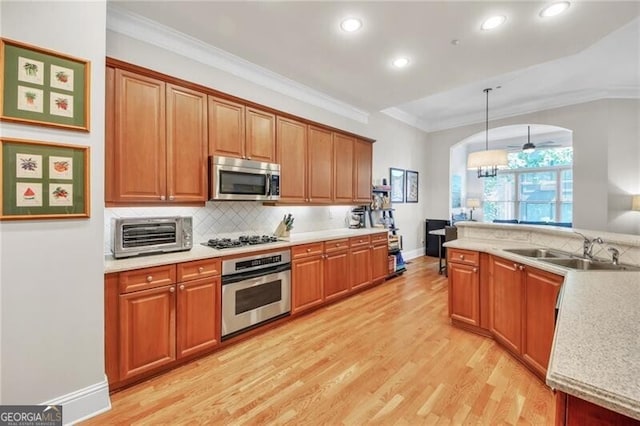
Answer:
482, 147, 573, 223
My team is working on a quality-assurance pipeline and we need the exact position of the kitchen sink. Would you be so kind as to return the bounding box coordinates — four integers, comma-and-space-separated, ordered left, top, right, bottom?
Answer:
503, 248, 571, 258
539, 257, 640, 271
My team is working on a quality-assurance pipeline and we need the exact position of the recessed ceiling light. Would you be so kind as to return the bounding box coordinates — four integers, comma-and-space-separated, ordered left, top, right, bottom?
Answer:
481, 15, 507, 31
392, 57, 410, 68
340, 17, 362, 32
540, 1, 570, 17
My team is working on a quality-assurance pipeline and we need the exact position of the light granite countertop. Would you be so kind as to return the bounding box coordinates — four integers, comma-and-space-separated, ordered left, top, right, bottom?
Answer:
104, 227, 388, 274
445, 237, 640, 421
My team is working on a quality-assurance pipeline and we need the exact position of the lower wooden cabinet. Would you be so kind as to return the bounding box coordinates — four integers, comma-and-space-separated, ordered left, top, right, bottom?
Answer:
324, 240, 350, 302
119, 285, 176, 380
448, 251, 564, 382
490, 256, 524, 355
291, 233, 388, 314
291, 243, 325, 314
350, 236, 372, 291
522, 266, 562, 378
106, 258, 221, 388
556, 391, 640, 426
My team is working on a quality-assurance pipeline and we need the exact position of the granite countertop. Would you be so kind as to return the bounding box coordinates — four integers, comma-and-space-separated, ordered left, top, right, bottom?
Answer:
547, 271, 640, 420
104, 227, 388, 274
445, 237, 640, 420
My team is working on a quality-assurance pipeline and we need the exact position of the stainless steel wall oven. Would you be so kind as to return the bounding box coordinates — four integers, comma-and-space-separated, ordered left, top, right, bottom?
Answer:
221, 249, 291, 339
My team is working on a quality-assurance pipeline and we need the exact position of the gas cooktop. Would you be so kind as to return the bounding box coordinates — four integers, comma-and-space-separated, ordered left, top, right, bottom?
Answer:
202, 235, 281, 250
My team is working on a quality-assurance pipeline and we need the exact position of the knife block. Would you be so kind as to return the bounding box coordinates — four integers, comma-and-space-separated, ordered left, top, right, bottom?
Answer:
273, 221, 290, 238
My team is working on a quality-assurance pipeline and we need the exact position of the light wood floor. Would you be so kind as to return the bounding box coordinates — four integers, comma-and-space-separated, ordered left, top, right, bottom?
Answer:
85, 256, 555, 425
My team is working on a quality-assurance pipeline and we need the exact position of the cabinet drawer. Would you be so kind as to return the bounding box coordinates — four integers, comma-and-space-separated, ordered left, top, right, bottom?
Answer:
448, 249, 479, 266
324, 239, 349, 253
177, 258, 221, 282
292, 242, 324, 259
349, 235, 371, 248
371, 233, 388, 245
119, 264, 176, 293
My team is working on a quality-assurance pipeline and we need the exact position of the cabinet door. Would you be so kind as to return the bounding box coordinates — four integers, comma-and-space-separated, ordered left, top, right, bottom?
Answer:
307, 126, 334, 203
354, 139, 373, 203
246, 107, 276, 162
111, 70, 166, 203
334, 133, 355, 203
277, 117, 307, 203
208, 96, 245, 159
522, 266, 562, 378
166, 84, 208, 202
292, 256, 324, 314
350, 246, 372, 291
324, 250, 350, 302
448, 262, 480, 326
119, 285, 176, 380
177, 276, 220, 358
371, 243, 389, 283
490, 257, 523, 355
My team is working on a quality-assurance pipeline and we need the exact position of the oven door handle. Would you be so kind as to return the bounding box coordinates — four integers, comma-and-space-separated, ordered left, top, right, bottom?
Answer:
222, 263, 291, 285
265, 173, 271, 197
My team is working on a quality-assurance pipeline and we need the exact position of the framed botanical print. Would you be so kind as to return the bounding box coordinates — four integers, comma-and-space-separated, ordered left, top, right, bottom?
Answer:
0, 38, 90, 131
390, 168, 405, 203
1, 138, 90, 220
406, 170, 419, 203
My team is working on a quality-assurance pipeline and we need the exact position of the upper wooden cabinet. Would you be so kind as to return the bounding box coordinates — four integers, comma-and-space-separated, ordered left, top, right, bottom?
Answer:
105, 67, 207, 205
307, 126, 334, 203
277, 117, 307, 203
334, 133, 355, 203
208, 96, 276, 163
354, 139, 373, 204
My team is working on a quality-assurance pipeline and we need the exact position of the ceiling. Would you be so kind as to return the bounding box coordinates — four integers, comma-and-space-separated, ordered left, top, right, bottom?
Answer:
109, 1, 640, 133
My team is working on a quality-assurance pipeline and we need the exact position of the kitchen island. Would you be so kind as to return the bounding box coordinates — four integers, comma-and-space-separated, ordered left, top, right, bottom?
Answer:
444, 222, 640, 423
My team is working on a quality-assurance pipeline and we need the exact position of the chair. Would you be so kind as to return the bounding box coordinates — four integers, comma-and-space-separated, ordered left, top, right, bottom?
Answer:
443, 226, 458, 276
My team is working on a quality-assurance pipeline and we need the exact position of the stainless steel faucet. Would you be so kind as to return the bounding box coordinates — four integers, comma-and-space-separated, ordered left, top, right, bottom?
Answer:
607, 247, 620, 265
574, 232, 603, 259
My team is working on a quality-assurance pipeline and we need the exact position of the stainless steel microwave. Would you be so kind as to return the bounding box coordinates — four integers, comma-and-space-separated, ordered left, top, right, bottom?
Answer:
210, 156, 280, 201
111, 216, 193, 258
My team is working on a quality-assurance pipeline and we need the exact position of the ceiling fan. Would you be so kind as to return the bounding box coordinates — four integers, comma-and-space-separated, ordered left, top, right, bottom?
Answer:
507, 126, 562, 153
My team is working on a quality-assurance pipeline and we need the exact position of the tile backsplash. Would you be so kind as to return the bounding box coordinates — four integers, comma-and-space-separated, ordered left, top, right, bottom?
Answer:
104, 202, 354, 255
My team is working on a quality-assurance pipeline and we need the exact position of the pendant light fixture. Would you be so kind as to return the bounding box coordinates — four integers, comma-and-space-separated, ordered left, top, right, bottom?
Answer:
522, 126, 536, 153
467, 88, 508, 178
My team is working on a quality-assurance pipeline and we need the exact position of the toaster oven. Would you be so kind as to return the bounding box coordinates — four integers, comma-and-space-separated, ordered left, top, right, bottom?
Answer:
111, 216, 193, 259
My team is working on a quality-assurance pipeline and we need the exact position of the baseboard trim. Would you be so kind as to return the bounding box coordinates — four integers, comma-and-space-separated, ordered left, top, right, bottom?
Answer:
402, 248, 423, 261
43, 376, 111, 425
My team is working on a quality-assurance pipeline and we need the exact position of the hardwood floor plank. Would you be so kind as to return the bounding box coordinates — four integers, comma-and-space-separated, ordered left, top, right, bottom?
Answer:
84, 256, 554, 425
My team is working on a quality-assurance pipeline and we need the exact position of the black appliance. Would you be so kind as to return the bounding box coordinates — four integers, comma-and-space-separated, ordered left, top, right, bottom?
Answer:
425, 219, 450, 257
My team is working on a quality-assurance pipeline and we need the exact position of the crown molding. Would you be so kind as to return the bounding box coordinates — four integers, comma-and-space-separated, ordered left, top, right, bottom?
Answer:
106, 4, 369, 124
384, 86, 640, 134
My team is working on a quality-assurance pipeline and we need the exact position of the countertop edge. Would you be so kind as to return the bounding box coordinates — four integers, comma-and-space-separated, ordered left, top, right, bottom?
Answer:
105, 228, 389, 274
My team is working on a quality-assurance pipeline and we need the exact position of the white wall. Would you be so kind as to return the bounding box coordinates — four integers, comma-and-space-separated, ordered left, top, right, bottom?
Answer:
107, 30, 430, 257
425, 99, 640, 235
0, 1, 109, 422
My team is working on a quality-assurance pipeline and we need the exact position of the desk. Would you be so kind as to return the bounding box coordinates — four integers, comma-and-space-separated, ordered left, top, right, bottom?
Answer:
428, 228, 446, 274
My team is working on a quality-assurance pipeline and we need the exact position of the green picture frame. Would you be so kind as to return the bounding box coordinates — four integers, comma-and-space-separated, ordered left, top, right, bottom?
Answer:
1, 138, 90, 220
0, 38, 90, 131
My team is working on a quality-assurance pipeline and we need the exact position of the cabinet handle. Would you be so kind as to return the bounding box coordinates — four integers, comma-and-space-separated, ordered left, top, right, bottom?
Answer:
514, 263, 518, 269
459, 255, 465, 260
306, 248, 311, 253
247, 156, 251, 160
146, 275, 153, 282
335, 243, 340, 247
359, 239, 363, 243
198, 267, 204, 273
180, 284, 185, 291
160, 195, 165, 201
309, 198, 312, 202
169, 286, 175, 293
519, 265, 525, 271
473, 268, 478, 273
169, 195, 175, 201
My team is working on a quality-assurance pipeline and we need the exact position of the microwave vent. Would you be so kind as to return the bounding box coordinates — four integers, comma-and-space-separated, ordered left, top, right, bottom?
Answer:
122, 223, 177, 248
